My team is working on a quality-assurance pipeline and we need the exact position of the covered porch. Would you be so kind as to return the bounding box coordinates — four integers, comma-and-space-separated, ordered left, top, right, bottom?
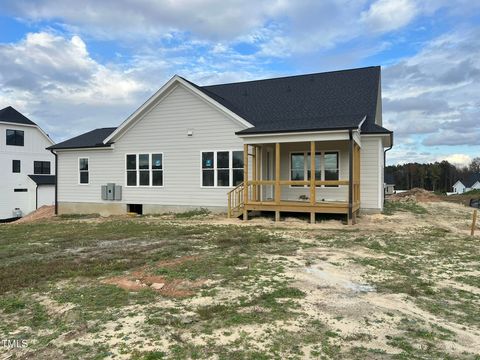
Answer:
227, 131, 361, 224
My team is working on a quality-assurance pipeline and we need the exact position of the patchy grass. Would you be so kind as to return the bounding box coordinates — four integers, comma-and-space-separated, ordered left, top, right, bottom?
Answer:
0, 204, 478, 359
383, 199, 428, 215
174, 208, 211, 219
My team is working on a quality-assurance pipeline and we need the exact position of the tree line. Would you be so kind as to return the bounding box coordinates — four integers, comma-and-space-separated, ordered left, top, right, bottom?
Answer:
386, 157, 480, 193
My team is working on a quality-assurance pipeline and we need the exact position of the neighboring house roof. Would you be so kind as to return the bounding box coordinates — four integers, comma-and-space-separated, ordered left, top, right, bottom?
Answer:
28, 175, 56, 185
384, 173, 395, 185
48, 128, 116, 150
0, 106, 37, 126
466, 174, 480, 188
195, 66, 389, 135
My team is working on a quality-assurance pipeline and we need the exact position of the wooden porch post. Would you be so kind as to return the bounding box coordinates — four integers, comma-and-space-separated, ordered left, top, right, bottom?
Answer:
275, 142, 281, 222
310, 141, 316, 224
252, 145, 257, 202
243, 144, 249, 221
256, 146, 261, 201
348, 130, 354, 225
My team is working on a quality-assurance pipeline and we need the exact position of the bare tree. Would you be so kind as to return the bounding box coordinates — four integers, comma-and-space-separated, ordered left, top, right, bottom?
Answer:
469, 157, 480, 173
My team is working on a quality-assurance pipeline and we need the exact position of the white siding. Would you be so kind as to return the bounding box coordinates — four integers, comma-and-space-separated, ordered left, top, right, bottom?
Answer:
360, 137, 383, 210
57, 85, 246, 208
0, 124, 55, 219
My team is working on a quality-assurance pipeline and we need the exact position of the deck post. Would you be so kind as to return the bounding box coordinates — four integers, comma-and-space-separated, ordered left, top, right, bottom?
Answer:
256, 146, 261, 201
252, 146, 257, 201
243, 144, 249, 221
348, 130, 354, 225
275, 142, 281, 221
310, 141, 316, 223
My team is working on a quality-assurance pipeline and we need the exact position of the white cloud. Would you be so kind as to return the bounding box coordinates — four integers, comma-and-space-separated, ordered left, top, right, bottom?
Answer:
440, 154, 472, 167
361, 0, 418, 33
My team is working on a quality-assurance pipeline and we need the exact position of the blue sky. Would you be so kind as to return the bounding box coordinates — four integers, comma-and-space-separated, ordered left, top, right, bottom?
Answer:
0, 0, 479, 166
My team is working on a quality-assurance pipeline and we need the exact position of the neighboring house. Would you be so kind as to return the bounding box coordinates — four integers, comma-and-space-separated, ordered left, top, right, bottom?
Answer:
48, 66, 393, 224
452, 174, 480, 194
384, 173, 395, 195
0, 106, 55, 220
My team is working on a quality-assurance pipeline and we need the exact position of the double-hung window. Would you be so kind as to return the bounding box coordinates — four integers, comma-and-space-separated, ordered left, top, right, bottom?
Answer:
34, 161, 51, 174
6, 129, 24, 146
290, 151, 339, 187
79, 158, 89, 184
201, 150, 243, 187
126, 153, 163, 187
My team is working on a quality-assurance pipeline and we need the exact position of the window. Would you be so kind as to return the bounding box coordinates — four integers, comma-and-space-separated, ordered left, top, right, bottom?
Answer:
6, 129, 24, 146
12, 160, 20, 173
14, 188, 27, 192
232, 151, 244, 186
324, 152, 339, 186
34, 161, 50, 174
79, 158, 89, 184
291, 153, 306, 187
125, 153, 163, 187
289, 151, 340, 187
201, 150, 244, 187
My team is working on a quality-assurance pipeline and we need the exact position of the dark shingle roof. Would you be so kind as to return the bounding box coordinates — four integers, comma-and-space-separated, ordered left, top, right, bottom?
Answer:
466, 174, 480, 188
48, 128, 116, 150
0, 106, 36, 126
28, 175, 56, 185
194, 66, 388, 135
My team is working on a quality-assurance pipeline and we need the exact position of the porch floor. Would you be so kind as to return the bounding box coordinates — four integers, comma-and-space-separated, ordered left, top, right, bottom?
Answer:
245, 200, 360, 214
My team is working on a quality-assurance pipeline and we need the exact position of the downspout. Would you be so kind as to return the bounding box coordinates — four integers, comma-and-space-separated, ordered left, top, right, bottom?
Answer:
383, 132, 394, 203
50, 150, 58, 215
348, 129, 354, 223
35, 184, 38, 210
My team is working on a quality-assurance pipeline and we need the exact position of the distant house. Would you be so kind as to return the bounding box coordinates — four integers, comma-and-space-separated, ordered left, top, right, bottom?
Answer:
384, 173, 395, 195
48, 66, 393, 224
452, 174, 480, 194
0, 106, 55, 220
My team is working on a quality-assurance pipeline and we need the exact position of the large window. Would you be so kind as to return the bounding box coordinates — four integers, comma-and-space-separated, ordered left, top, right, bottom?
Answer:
126, 153, 163, 187
34, 161, 51, 174
290, 151, 339, 187
12, 160, 20, 173
201, 150, 243, 187
79, 158, 89, 184
6, 129, 24, 146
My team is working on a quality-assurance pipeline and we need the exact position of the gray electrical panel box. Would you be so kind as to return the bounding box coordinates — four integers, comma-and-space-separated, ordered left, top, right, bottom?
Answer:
101, 183, 122, 201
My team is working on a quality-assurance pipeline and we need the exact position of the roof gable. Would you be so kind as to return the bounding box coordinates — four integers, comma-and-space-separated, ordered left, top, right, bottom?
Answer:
0, 106, 36, 126
104, 76, 253, 144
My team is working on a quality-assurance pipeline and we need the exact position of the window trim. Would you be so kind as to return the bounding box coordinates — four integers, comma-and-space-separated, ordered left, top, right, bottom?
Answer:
200, 149, 244, 188
12, 160, 21, 173
124, 153, 164, 188
78, 157, 90, 185
288, 150, 341, 188
6, 129, 25, 146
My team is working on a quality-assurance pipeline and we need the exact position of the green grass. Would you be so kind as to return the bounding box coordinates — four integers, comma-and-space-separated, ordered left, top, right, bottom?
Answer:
383, 200, 428, 215
174, 208, 211, 219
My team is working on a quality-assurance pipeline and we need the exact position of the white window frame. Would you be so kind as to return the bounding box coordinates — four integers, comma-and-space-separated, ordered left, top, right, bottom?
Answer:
78, 157, 89, 185
200, 150, 244, 188
125, 153, 164, 188
288, 150, 341, 188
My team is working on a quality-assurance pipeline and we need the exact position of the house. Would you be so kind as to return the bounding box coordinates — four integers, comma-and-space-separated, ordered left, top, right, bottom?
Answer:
48, 66, 393, 224
384, 173, 395, 195
452, 174, 480, 194
0, 106, 55, 220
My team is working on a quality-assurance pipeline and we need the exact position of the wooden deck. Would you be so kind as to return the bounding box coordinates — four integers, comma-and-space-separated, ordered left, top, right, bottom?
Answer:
245, 200, 359, 214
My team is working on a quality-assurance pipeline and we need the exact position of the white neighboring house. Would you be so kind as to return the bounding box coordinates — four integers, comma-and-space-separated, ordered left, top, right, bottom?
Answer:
452, 175, 480, 194
0, 106, 55, 220
49, 66, 393, 223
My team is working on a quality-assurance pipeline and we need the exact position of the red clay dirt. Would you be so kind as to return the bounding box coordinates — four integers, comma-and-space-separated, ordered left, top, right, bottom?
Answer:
14, 205, 55, 223
102, 255, 205, 298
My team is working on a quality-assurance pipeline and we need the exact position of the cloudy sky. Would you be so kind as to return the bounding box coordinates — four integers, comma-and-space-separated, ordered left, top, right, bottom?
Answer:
0, 0, 479, 166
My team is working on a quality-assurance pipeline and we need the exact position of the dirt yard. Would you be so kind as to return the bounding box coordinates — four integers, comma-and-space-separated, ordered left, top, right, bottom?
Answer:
0, 199, 479, 359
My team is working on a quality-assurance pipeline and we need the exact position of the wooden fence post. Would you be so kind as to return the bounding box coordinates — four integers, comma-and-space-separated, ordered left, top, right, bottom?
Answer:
471, 209, 478, 236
